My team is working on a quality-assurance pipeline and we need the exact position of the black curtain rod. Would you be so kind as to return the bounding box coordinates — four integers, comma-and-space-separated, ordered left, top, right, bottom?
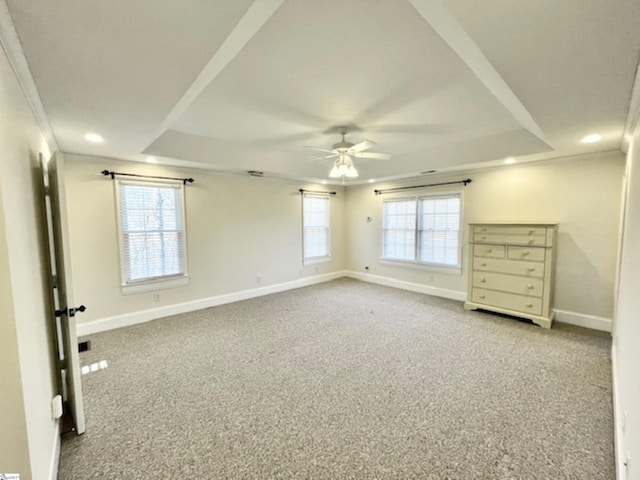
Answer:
299, 189, 337, 196
101, 170, 194, 185
374, 179, 472, 195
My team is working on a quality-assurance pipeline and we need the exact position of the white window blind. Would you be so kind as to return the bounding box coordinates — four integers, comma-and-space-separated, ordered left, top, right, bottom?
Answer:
418, 195, 461, 266
382, 199, 416, 261
118, 181, 187, 284
382, 193, 461, 267
303, 194, 330, 261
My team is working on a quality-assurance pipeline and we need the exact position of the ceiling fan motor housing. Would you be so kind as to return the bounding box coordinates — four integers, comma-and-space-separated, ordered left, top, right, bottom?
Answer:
332, 140, 354, 152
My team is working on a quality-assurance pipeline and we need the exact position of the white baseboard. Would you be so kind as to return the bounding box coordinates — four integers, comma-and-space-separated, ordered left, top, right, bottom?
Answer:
77, 271, 348, 336
343, 270, 467, 301
611, 343, 626, 480
49, 420, 61, 480
78, 270, 613, 336
552, 309, 612, 332
345, 271, 613, 332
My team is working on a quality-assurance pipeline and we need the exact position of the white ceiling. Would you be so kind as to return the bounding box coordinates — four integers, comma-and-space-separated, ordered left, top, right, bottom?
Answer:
5, 0, 640, 184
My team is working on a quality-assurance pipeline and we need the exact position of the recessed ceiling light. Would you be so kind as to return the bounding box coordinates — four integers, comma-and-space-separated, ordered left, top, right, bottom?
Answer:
146, 157, 157, 164
368, 179, 375, 183
503, 158, 516, 165
84, 132, 104, 143
321, 180, 328, 185
580, 134, 601, 144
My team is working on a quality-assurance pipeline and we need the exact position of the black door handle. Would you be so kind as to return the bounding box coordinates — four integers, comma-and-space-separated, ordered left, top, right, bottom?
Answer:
55, 305, 87, 317
69, 305, 86, 317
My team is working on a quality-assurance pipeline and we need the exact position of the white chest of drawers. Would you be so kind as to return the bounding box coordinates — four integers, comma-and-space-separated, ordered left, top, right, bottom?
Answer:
464, 223, 558, 328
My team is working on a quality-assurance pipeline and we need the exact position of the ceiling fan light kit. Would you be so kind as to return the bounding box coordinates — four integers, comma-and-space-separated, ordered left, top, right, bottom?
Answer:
329, 155, 359, 178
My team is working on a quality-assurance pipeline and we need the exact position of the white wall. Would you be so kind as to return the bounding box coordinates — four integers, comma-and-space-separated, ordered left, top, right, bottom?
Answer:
0, 182, 31, 477
0, 44, 59, 479
64, 155, 346, 327
345, 151, 624, 326
612, 107, 640, 479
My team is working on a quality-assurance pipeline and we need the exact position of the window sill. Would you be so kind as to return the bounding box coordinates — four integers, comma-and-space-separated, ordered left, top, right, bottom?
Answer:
122, 275, 189, 295
379, 259, 461, 275
303, 256, 331, 266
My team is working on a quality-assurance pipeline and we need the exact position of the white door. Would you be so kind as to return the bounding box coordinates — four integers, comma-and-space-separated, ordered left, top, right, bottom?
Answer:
44, 151, 86, 434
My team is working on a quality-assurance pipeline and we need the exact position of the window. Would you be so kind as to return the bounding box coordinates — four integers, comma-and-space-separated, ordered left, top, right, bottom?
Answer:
117, 181, 188, 293
382, 193, 461, 268
302, 194, 330, 262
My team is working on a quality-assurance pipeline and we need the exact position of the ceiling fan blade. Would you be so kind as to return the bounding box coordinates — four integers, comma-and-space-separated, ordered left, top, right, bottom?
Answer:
304, 146, 335, 154
354, 151, 392, 160
311, 153, 338, 161
349, 139, 377, 153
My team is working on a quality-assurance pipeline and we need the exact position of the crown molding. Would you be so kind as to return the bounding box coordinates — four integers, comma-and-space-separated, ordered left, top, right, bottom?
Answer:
622, 60, 640, 154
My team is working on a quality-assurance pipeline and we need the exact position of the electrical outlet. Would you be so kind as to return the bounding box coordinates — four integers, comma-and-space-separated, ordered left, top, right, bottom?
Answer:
153, 293, 160, 302
256, 275, 261, 283
365, 265, 369, 271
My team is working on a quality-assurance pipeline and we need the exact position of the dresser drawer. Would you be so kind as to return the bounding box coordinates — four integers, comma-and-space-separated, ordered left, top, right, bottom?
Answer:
473, 257, 544, 278
473, 244, 506, 258
473, 233, 548, 246
472, 288, 543, 316
472, 271, 544, 297
473, 225, 547, 236
507, 246, 546, 262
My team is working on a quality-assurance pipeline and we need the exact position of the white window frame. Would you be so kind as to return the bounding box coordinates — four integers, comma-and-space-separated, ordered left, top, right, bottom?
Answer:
380, 191, 462, 272
302, 193, 331, 264
115, 179, 189, 295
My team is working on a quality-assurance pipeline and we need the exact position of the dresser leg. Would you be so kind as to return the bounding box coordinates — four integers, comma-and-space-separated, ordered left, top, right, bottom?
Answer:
463, 302, 478, 311
531, 317, 552, 329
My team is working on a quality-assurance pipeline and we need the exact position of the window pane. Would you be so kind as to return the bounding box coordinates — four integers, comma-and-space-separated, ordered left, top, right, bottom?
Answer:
120, 182, 186, 283
382, 199, 416, 261
303, 195, 330, 260
418, 195, 461, 266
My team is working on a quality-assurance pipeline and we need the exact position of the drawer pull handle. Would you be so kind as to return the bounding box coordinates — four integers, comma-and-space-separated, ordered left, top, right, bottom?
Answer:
487, 249, 492, 253
480, 295, 486, 300
526, 303, 533, 308
527, 284, 534, 289
482, 236, 487, 240
522, 251, 530, 256
481, 228, 487, 232
480, 262, 487, 267
529, 229, 535, 235
480, 278, 486, 283
527, 267, 535, 272
528, 238, 535, 244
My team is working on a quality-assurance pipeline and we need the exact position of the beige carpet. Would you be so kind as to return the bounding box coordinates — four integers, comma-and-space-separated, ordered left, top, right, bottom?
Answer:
59, 278, 614, 479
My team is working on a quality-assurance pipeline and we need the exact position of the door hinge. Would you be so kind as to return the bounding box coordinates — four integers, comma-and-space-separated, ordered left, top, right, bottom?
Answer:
51, 274, 58, 288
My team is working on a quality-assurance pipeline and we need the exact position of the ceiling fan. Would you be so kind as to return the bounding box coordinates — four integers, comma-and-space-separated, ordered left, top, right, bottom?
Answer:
305, 127, 391, 178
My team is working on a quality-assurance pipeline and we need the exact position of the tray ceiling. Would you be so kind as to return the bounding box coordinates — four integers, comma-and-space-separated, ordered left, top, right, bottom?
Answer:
5, 0, 640, 183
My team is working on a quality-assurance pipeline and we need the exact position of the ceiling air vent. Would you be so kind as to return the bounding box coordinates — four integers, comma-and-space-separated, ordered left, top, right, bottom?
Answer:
247, 170, 264, 177
421, 170, 437, 175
